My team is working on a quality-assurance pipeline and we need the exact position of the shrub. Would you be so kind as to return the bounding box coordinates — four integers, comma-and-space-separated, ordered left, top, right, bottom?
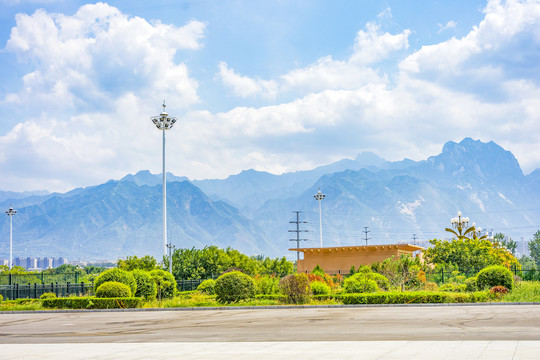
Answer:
42, 297, 143, 309
310, 281, 331, 295
343, 277, 379, 293
465, 277, 478, 292
254, 275, 279, 295
95, 281, 131, 298
424, 282, 438, 291
132, 269, 157, 299
279, 273, 311, 304
94, 268, 137, 295
439, 283, 456, 292
341, 291, 491, 305
477, 265, 514, 290
150, 269, 176, 299
0, 294, 3, 302
197, 279, 216, 295
214, 271, 256, 303
40, 292, 57, 299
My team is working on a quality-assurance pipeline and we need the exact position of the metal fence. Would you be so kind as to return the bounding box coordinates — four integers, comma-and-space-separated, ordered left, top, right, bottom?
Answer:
0, 272, 82, 285
0, 282, 94, 300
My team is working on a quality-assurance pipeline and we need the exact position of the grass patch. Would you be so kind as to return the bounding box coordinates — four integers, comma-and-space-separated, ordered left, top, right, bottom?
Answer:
0, 299, 44, 311
503, 281, 540, 302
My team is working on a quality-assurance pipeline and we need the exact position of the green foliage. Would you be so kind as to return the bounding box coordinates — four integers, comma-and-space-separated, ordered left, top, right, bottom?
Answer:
42, 297, 143, 309
39, 292, 57, 299
82, 265, 105, 274
167, 246, 294, 281
477, 265, 514, 290
425, 237, 520, 272
494, 233, 518, 255
278, 273, 311, 304
439, 283, 456, 292
132, 269, 157, 299
503, 281, 540, 302
254, 275, 280, 295
0, 294, 3, 302
94, 268, 137, 295
150, 270, 176, 299
95, 281, 132, 298
197, 279, 216, 295
343, 275, 379, 293
465, 277, 478, 292
371, 255, 423, 291
52, 264, 86, 276
214, 271, 256, 303
424, 282, 438, 291
117, 255, 158, 272
310, 281, 331, 295
341, 291, 490, 305
529, 230, 540, 267
311, 265, 325, 277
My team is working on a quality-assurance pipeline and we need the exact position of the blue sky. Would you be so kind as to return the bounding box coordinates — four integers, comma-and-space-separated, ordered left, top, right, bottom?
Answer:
0, 0, 539, 192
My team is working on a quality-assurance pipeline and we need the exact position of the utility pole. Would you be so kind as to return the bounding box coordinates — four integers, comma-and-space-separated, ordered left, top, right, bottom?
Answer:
363, 226, 371, 246
289, 211, 308, 260
412, 233, 417, 245
166, 243, 176, 274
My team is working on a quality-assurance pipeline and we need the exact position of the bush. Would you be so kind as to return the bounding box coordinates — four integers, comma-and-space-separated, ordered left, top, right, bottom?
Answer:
343, 273, 381, 293
132, 269, 157, 299
254, 275, 279, 295
94, 268, 137, 295
341, 291, 490, 305
477, 265, 514, 290
424, 282, 438, 291
95, 281, 131, 298
279, 273, 311, 304
150, 269, 177, 299
0, 294, 3, 302
40, 292, 57, 299
310, 281, 331, 295
197, 279, 216, 295
215, 271, 256, 303
42, 297, 143, 309
439, 283, 456, 292
465, 277, 478, 292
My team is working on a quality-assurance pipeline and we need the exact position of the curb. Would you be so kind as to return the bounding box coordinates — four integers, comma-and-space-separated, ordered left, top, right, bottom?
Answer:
1, 302, 540, 314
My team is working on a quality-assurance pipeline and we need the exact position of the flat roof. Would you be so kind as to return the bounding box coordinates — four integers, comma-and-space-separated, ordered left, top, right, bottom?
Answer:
289, 244, 424, 253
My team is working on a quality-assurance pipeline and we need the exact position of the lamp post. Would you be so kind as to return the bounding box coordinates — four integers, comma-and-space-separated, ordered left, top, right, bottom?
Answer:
151, 102, 177, 258
5, 205, 17, 270
314, 188, 325, 247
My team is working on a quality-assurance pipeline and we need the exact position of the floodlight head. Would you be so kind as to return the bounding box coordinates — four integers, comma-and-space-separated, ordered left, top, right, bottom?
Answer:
151, 101, 177, 130
6, 204, 16, 216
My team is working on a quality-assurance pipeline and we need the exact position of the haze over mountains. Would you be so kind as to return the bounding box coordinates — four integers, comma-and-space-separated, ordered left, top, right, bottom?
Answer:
1, 138, 539, 261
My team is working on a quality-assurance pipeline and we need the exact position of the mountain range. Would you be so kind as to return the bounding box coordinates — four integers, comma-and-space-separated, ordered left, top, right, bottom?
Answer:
1, 138, 539, 261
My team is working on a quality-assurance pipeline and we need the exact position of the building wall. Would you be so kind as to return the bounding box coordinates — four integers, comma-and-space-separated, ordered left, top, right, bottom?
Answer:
296, 246, 417, 274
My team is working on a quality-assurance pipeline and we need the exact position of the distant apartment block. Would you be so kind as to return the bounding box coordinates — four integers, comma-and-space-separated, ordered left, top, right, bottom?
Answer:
0, 257, 69, 270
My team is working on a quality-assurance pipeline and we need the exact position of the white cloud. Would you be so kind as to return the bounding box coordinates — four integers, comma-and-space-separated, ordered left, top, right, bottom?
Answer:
217, 62, 277, 99
437, 20, 457, 33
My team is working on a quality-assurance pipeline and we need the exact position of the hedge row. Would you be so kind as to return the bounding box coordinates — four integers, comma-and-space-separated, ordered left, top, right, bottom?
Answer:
42, 297, 143, 309
340, 291, 490, 304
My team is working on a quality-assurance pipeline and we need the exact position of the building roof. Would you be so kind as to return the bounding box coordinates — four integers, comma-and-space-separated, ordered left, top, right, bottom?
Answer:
289, 244, 424, 254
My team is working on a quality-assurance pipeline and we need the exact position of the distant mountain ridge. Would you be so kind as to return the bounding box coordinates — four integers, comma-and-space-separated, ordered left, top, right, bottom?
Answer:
0, 138, 538, 261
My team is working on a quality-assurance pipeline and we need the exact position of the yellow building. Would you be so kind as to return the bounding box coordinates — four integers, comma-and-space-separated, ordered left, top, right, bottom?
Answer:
290, 244, 424, 274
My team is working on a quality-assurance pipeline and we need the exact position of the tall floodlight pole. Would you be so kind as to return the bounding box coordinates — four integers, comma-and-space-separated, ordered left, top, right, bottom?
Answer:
151, 102, 177, 258
314, 188, 325, 247
166, 243, 176, 274
5, 205, 17, 270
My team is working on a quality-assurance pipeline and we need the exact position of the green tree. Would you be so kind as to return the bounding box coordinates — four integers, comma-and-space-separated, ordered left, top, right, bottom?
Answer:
424, 237, 520, 272
493, 233, 518, 255
371, 255, 423, 291
528, 230, 540, 267
117, 255, 158, 272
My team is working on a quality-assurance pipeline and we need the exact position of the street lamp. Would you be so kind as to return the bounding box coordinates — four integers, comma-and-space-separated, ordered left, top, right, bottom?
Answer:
314, 187, 326, 247
445, 211, 482, 240
151, 102, 177, 258
5, 205, 17, 270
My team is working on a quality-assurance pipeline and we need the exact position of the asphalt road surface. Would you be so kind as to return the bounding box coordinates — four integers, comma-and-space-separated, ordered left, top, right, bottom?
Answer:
1, 305, 539, 344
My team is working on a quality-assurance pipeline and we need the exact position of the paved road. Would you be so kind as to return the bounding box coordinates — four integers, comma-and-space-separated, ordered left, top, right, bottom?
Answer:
1, 305, 539, 343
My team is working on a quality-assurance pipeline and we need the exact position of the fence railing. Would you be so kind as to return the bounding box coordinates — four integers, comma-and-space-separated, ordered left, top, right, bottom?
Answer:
0, 273, 82, 285
0, 282, 94, 300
